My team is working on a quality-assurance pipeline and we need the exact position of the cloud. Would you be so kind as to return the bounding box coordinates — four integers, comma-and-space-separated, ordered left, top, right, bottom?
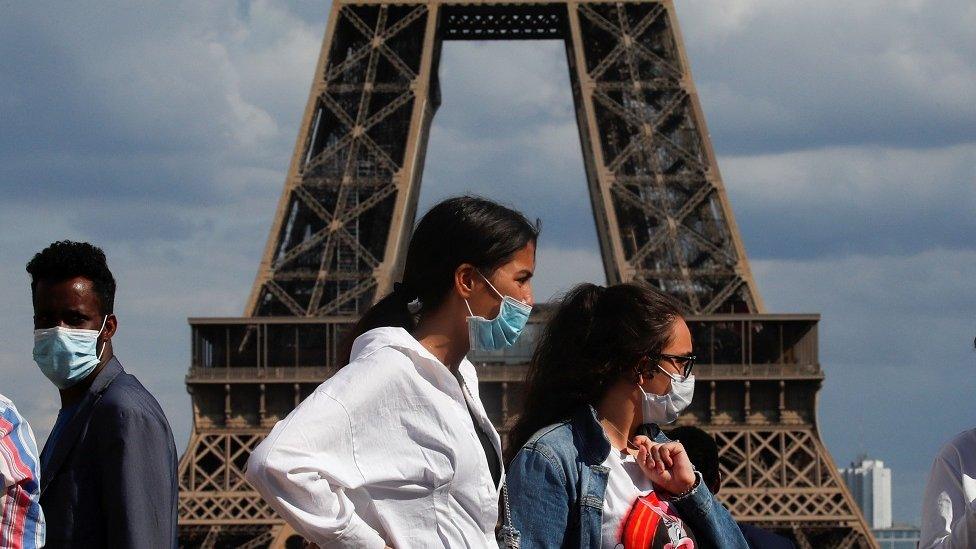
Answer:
723, 143, 976, 260
419, 41, 602, 251
677, 0, 976, 153
754, 249, 976, 524
532, 246, 607, 302
0, 0, 320, 213
0, 0, 317, 447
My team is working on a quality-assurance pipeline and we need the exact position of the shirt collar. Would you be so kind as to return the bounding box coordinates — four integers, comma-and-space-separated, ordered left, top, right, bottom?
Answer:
352, 327, 471, 402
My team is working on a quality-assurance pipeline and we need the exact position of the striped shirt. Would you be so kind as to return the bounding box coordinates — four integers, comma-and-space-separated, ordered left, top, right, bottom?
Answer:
0, 394, 44, 548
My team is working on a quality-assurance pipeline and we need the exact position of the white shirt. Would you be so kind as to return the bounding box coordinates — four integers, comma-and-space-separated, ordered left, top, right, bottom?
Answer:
245, 327, 503, 548
920, 429, 976, 548
601, 448, 654, 548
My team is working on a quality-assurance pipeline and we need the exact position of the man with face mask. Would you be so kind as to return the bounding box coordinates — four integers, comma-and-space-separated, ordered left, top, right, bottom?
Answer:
26, 241, 177, 548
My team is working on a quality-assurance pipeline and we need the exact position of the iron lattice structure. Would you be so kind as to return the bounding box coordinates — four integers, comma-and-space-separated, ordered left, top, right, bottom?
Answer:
177, 1, 877, 547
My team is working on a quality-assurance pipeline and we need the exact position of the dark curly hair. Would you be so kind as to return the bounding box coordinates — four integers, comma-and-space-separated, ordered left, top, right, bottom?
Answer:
26, 241, 116, 315
505, 282, 684, 461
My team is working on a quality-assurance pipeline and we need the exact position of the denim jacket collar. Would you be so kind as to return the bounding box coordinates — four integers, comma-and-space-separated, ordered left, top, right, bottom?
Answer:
574, 405, 612, 466
574, 405, 666, 465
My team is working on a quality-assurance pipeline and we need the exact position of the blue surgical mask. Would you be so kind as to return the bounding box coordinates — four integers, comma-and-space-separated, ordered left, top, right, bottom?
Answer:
465, 272, 532, 351
33, 315, 108, 389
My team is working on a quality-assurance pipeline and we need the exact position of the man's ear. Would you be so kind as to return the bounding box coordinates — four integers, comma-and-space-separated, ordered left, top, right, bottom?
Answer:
454, 264, 478, 299
102, 313, 118, 339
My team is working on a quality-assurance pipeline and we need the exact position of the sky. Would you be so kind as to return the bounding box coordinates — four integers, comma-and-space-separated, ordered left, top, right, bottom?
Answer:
1, 0, 974, 526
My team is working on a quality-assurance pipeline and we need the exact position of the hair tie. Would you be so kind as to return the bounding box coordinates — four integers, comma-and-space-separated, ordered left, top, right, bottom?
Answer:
393, 282, 422, 314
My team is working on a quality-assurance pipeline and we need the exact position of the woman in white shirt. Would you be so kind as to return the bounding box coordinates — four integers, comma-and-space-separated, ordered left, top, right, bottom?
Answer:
246, 196, 538, 548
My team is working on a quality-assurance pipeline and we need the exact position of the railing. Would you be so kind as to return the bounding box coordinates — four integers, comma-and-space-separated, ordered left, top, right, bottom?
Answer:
692, 363, 822, 379
189, 316, 356, 372
186, 366, 336, 382
187, 313, 821, 378
686, 314, 820, 369
471, 314, 822, 376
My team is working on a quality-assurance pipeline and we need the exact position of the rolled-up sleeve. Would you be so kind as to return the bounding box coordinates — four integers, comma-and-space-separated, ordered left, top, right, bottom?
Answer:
245, 389, 386, 549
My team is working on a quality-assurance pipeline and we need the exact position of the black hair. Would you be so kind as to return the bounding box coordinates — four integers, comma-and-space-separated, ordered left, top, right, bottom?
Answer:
340, 196, 539, 363
26, 240, 117, 315
666, 426, 721, 494
506, 282, 685, 461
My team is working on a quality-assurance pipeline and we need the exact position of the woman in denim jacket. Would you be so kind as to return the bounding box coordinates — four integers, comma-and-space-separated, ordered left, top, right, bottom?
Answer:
505, 283, 748, 548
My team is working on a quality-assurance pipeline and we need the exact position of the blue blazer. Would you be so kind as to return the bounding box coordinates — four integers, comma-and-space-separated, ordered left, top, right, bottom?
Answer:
39, 357, 178, 548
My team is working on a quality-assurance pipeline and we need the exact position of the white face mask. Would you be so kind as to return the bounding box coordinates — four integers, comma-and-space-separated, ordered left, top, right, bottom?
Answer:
639, 365, 695, 425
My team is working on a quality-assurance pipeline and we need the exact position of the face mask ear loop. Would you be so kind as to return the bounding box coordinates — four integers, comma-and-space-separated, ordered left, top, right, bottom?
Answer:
636, 367, 652, 398
96, 315, 110, 361
464, 298, 475, 317
476, 270, 505, 301
656, 362, 681, 382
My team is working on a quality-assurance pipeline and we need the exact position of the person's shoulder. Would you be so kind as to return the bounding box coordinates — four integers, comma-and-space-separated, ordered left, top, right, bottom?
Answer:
348, 343, 415, 371
0, 393, 13, 412
522, 419, 577, 457
332, 345, 416, 387
936, 427, 976, 462
509, 421, 577, 485
0, 393, 18, 420
317, 345, 418, 403
945, 427, 976, 449
0, 394, 28, 435
93, 366, 170, 430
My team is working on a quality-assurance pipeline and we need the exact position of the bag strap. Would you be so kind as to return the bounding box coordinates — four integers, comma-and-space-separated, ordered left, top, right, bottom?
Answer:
499, 479, 520, 548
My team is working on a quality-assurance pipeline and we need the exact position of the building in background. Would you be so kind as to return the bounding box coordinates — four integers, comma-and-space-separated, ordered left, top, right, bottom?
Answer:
841, 456, 893, 529
874, 524, 921, 549
841, 457, 920, 548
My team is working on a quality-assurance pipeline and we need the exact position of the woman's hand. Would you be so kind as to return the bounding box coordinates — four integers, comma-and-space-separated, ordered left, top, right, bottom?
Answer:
631, 436, 697, 496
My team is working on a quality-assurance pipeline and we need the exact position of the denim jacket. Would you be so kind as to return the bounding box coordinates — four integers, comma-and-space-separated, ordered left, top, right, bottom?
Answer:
505, 406, 748, 548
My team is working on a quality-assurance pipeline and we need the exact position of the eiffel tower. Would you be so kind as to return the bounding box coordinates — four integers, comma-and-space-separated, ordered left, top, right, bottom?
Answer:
176, 1, 878, 547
